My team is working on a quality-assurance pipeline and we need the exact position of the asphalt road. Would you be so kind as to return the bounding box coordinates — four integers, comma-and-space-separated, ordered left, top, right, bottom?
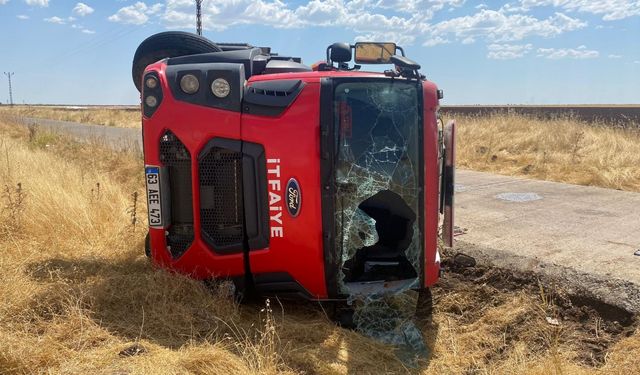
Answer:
22, 117, 142, 152
18, 116, 640, 312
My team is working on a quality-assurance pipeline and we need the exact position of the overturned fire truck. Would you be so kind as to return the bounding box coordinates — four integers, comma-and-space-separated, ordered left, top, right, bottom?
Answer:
134, 31, 455, 308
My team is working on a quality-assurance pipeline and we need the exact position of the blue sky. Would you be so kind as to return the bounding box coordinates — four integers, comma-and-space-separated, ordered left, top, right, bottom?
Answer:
0, 0, 639, 105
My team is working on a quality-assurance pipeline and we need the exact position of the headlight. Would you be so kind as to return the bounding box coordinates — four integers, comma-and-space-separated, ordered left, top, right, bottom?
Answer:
211, 78, 230, 98
145, 95, 158, 107
144, 77, 158, 89
145, 76, 158, 89
180, 74, 199, 94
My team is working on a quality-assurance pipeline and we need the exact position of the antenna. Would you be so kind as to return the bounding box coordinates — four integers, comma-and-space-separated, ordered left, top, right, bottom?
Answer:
195, 0, 203, 36
3, 72, 14, 106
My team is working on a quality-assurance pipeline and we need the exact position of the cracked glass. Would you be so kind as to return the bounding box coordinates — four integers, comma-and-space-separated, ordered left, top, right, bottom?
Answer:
334, 80, 422, 291
333, 80, 426, 363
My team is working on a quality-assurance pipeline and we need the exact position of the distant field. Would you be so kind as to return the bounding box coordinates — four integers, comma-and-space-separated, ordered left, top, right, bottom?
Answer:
0, 105, 139, 128
448, 112, 640, 192
3, 104, 639, 128
441, 105, 640, 127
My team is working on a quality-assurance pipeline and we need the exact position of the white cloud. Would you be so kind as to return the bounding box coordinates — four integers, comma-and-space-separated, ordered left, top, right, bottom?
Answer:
0, 0, 9, 5
114, 0, 590, 48
73, 2, 94, 17
461, 36, 475, 44
293, 0, 347, 27
372, 0, 465, 18
25, 0, 48, 6
499, 2, 529, 13
487, 43, 533, 59
163, 0, 304, 30
71, 23, 95, 34
44, 16, 66, 24
161, 0, 582, 50
244, 0, 301, 27
429, 10, 586, 44
536, 45, 599, 59
44, 16, 76, 25
423, 36, 450, 46
516, 0, 640, 21
17, 14, 29, 19
162, 0, 457, 38
476, 3, 487, 9
109, 2, 164, 25
608, 54, 622, 59
148, 3, 164, 14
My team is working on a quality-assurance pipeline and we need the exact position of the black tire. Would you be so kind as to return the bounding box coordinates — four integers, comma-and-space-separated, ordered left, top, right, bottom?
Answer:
132, 31, 222, 92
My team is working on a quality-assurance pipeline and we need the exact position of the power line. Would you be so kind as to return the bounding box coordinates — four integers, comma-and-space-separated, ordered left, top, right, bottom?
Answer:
195, 0, 203, 36
45, 24, 138, 68
3, 72, 14, 106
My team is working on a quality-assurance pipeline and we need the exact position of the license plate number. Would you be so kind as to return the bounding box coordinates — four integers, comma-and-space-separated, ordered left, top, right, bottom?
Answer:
145, 166, 163, 228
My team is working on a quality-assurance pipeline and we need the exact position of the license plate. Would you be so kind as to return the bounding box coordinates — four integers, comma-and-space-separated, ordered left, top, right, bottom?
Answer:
145, 166, 164, 228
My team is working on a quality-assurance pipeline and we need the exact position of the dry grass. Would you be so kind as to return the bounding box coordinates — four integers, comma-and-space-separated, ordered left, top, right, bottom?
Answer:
3, 107, 639, 192
0, 105, 140, 128
0, 114, 639, 374
450, 113, 640, 192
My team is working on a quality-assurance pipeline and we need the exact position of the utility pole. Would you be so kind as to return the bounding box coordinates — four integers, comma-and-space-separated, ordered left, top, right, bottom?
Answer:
3, 72, 14, 106
195, 0, 203, 36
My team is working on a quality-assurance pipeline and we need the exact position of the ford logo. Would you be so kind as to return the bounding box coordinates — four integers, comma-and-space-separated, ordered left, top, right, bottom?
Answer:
286, 178, 301, 217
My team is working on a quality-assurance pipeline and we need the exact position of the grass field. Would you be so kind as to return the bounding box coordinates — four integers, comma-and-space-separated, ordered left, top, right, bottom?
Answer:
1, 116, 639, 373
0, 105, 140, 128
440, 105, 640, 126
447, 113, 640, 192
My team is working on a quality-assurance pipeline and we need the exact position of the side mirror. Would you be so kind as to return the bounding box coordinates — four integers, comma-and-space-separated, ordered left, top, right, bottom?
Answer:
329, 42, 352, 63
354, 42, 396, 64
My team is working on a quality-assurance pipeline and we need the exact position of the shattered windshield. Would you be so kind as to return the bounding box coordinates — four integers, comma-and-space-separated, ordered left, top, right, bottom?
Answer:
334, 80, 422, 294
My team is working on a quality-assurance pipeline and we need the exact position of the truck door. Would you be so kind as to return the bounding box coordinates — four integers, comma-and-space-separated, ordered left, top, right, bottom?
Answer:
240, 78, 329, 299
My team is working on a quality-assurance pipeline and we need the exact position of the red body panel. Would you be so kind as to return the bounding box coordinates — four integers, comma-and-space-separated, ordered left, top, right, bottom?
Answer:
242, 79, 328, 298
143, 60, 244, 279
422, 81, 441, 287
142, 61, 442, 298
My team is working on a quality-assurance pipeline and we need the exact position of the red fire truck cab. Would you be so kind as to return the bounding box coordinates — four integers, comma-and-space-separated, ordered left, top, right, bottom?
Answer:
135, 32, 455, 303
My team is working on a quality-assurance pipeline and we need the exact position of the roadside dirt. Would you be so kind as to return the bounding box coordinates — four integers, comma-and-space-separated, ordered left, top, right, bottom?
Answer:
437, 250, 637, 368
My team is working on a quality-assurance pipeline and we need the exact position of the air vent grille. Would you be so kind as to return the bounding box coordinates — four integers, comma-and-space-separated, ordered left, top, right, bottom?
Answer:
159, 130, 193, 258
199, 146, 244, 250
248, 87, 291, 96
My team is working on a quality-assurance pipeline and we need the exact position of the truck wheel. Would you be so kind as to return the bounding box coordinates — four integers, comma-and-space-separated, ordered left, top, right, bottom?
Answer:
132, 31, 222, 92
144, 232, 151, 258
